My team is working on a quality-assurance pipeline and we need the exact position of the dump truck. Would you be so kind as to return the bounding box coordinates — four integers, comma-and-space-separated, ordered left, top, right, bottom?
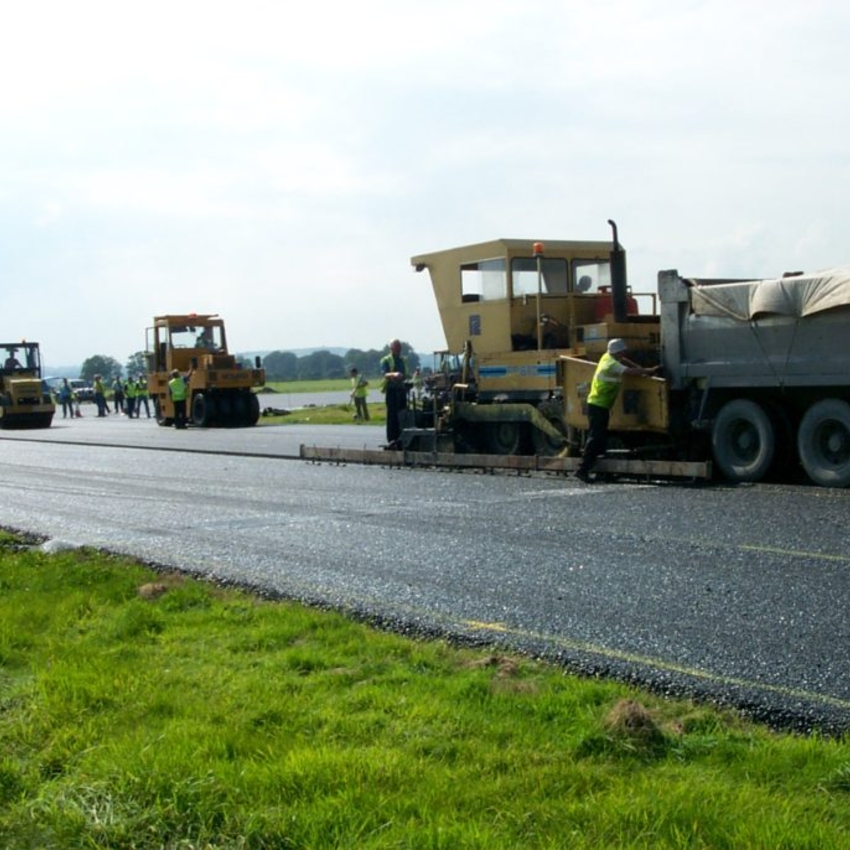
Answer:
145, 314, 265, 427
0, 341, 55, 429
401, 222, 850, 487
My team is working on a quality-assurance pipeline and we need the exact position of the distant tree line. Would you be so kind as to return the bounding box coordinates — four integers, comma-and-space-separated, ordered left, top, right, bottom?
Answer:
261, 342, 421, 382
77, 342, 422, 384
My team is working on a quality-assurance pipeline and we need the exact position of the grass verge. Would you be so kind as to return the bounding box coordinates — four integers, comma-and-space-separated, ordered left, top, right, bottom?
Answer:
2, 530, 850, 848
259, 402, 385, 427
257, 379, 385, 426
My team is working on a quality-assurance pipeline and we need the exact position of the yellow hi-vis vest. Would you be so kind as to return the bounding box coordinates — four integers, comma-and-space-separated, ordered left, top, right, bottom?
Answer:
379, 354, 408, 392
351, 375, 369, 398
586, 352, 626, 410
168, 376, 187, 402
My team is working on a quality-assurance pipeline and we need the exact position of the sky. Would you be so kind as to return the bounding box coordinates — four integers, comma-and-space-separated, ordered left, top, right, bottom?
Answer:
2, 0, 849, 370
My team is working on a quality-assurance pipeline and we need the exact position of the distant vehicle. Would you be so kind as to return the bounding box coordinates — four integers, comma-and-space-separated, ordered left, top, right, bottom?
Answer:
69, 379, 95, 402
45, 377, 95, 402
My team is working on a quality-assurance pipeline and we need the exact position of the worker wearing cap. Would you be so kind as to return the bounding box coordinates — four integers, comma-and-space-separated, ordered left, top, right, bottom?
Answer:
576, 339, 660, 483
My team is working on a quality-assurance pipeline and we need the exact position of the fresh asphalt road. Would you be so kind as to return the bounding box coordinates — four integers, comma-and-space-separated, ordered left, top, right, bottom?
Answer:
2, 413, 850, 733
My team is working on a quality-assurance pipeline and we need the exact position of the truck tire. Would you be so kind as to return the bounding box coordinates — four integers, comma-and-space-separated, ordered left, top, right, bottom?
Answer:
797, 399, 850, 488
711, 399, 775, 483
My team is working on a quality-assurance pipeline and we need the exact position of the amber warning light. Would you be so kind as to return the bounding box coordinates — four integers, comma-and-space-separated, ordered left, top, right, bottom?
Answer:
532, 242, 545, 256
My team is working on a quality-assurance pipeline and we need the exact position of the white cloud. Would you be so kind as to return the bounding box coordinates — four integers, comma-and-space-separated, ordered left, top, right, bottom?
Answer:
1, 0, 850, 365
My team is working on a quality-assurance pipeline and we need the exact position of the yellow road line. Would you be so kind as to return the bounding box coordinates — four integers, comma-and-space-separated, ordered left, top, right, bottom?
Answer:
460, 618, 850, 711
740, 544, 850, 563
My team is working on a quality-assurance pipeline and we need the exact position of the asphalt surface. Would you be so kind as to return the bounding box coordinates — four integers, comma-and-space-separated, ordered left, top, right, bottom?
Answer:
2, 412, 850, 734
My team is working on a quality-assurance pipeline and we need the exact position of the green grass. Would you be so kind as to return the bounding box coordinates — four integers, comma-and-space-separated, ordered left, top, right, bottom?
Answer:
260, 403, 385, 426
258, 379, 386, 425
264, 379, 352, 393
2, 530, 850, 848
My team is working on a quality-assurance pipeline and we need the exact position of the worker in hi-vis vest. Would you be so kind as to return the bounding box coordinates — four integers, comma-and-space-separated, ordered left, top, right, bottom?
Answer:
168, 368, 193, 430
135, 376, 150, 418
576, 338, 660, 483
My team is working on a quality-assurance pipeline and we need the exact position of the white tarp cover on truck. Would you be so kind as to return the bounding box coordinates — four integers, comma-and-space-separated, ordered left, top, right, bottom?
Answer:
688, 266, 850, 321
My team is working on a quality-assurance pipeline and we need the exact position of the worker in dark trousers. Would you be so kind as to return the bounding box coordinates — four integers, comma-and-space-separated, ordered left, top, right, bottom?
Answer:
576, 338, 660, 483
168, 368, 192, 429
380, 339, 409, 449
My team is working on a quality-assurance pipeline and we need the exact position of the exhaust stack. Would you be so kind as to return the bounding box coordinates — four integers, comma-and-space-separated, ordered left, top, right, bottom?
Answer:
608, 219, 629, 324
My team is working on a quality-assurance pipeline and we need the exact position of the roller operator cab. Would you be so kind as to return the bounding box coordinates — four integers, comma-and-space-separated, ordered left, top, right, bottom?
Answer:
0, 341, 56, 428
145, 314, 265, 428
407, 221, 664, 457
0, 341, 55, 429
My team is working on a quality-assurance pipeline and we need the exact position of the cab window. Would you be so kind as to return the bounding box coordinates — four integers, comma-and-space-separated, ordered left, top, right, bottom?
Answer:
460, 259, 506, 302
511, 257, 568, 297
573, 260, 612, 293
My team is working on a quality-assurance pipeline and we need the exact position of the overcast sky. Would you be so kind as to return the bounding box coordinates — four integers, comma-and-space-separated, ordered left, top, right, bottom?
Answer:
2, 0, 849, 369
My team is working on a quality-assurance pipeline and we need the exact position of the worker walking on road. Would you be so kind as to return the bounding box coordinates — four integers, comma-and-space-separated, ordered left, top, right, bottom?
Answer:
112, 377, 125, 414
94, 375, 108, 417
576, 339, 660, 483
349, 367, 370, 421
135, 376, 151, 418
168, 368, 192, 429
380, 339, 409, 449
57, 378, 74, 419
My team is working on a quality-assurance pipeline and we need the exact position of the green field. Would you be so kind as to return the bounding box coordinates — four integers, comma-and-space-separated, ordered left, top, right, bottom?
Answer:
264, 379, 352, 394
259, 379, 386, 426
2, 530, 850, 848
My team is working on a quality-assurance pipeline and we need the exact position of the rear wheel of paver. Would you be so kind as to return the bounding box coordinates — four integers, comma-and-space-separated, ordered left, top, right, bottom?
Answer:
532, 401, 567, 456
485, 421, 524, 455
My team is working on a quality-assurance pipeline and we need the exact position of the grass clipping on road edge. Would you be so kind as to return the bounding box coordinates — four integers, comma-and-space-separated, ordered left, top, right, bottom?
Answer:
1, 531, 850, 848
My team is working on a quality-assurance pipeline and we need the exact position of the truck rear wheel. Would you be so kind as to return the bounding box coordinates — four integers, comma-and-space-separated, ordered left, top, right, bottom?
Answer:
711, 399, 775, 482
797, 399, 850, 488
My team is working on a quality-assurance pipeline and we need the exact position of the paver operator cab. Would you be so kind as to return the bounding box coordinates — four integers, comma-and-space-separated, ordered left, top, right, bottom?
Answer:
146, 314, 265, 428
0, 341, 55, 429
408, 221, 661, 457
